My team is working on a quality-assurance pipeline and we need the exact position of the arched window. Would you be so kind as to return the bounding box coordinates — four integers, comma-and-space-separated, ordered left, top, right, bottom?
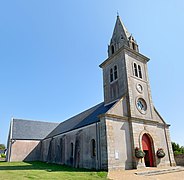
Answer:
114, 65, 118, 80
111, 45, 115, 54
138, 65, 142, 79
110, 65, 118, 83
110, 68, 113, 82
91, 139, 96, 157
71, 143, 73, 157
134, 63, 138, 77
132, 42, 135, 50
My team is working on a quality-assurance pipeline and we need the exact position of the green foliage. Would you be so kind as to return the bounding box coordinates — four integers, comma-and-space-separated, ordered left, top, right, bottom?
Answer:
0, 153, 6, 158
0, 144, 5, 150
174, 151, 182, 155
135, 147, 145, 158
0, 161, 107, 180
172, 142, 184, 155
157, 148, 165, 158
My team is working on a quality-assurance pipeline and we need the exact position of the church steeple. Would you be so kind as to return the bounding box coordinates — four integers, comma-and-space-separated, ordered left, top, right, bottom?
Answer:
100, 16, 145, 106
108, 15, 139, 57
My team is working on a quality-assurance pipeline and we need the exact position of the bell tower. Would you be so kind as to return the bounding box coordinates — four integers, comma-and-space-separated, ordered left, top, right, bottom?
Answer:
108, 15, 139, 57
100, 15, 155, 120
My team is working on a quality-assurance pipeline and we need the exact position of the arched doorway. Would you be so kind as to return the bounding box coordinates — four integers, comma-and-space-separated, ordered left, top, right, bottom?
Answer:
142, 133, 154, 167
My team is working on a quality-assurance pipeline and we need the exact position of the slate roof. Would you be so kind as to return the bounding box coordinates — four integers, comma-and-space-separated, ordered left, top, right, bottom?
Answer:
11, 102, 115, 141
12, 119, 59, 140
46, 102, 115, 139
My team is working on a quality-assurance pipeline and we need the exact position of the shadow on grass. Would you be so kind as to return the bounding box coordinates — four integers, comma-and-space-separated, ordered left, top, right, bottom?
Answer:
0, 161, 102, 173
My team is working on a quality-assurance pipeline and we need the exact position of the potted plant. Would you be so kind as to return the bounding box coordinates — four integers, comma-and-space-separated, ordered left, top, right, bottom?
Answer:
135, 147, 145, 158
157, 148, 165, 158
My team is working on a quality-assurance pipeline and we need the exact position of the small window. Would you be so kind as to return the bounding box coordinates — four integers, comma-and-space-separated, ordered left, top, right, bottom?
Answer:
91, 139, 96, 157
114, 65, 118, 80
110, 68, 113, 82
111, 45, 115, 54
134, 63, 138, 77
110, 65, 118, 83
71, 143, 73, 157
132, 42, 135, 50
138, 65, 142, 79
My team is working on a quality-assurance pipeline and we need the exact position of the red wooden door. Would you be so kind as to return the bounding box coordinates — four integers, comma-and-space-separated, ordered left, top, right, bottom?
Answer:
142, 134, 154, 167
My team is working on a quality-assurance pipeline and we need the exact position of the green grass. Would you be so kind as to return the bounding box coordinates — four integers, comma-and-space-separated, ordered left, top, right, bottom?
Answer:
0, 161, 107, 180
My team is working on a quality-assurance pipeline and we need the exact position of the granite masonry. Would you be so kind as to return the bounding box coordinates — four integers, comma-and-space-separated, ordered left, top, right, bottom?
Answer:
6, 15, 176, 171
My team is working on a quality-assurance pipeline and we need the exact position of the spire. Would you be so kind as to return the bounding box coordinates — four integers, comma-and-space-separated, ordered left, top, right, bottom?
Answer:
108, 15, 139, 57
115, 15, 131, 40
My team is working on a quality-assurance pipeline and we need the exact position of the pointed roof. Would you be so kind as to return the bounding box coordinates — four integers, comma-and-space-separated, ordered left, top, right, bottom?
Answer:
110, 15, 131, 44
11, 119, 59, 140
117, 15, 131, 38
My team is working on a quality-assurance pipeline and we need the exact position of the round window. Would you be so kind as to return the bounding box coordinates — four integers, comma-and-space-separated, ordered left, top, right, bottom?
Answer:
136, 98, 147, 114
136, 83, 143, 93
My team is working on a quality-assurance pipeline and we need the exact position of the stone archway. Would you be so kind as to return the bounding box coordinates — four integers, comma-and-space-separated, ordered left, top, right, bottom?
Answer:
142, 133, 154, 167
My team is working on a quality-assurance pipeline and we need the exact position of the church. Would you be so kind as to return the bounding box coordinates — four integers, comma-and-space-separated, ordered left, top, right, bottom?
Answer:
6, 15, 176, 171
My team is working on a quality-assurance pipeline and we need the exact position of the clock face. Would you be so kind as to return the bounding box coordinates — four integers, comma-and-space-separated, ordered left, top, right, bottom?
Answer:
136, 98, 147, 114
136, 83, 143, 93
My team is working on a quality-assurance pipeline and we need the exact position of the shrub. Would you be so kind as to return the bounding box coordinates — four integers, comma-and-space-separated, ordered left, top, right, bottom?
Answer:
174, 150, 182, 155
0, 144, 5, 150
0, 153, 6, 158
172, 142, 184, 154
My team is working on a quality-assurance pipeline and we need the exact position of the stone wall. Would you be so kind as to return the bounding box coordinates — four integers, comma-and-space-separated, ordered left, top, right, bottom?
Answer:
41, 123, 102, 170
174, 154, 184, 166
131, 120, 175, 168
101, 50, 127, 105
105, 117, 133, 170
10, 140, 41, 161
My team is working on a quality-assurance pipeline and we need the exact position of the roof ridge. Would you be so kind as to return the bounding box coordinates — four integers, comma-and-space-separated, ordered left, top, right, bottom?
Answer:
13, 118, 59, 124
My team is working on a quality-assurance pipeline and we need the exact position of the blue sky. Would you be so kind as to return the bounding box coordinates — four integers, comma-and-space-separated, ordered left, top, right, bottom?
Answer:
0, 0, 184, 146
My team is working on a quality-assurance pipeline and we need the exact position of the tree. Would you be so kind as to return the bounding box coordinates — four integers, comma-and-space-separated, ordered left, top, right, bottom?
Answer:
0, 144, 5, 150
181, 146, 184, 154
172, 142, 184, 155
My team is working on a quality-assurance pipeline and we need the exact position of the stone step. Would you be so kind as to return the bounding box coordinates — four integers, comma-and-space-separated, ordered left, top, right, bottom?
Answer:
135, 167, 184, 176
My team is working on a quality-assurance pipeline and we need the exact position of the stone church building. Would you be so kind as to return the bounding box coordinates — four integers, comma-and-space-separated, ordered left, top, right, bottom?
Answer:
6, 16, 176, 170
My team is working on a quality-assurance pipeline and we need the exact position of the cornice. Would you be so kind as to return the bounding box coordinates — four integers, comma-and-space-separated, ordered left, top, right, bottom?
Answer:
99, 113, 170, 128
98, 113, 128, 121
99, 45, 150, 68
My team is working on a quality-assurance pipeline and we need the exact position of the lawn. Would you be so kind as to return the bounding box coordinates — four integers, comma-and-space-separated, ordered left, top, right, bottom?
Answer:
0, 161, 107, 180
